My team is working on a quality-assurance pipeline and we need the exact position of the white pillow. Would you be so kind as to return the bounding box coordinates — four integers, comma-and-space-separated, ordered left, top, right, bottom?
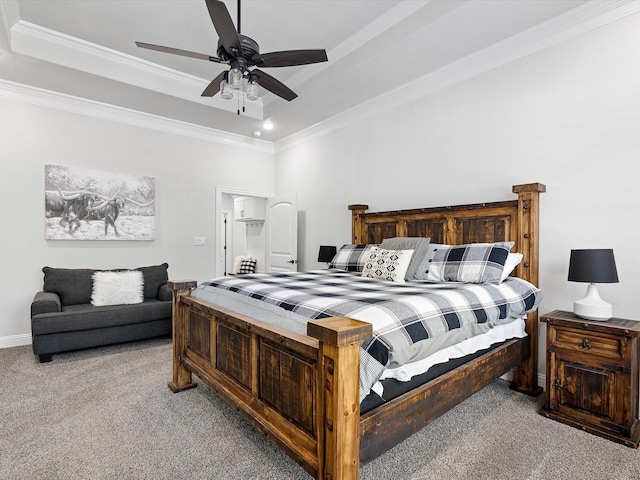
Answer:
360, 248, 414, 283
91, 270, 144, 306
500, 252, 523, 282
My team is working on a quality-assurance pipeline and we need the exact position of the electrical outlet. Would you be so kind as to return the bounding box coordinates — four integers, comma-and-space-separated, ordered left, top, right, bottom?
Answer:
194, 236, 206, 246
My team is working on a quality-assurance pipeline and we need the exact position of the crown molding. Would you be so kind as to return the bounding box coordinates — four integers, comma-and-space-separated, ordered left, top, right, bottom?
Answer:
275, 0, 640, 153
9, 20, 264, 119
0, 1, 19, 34
0, 78, 274, 153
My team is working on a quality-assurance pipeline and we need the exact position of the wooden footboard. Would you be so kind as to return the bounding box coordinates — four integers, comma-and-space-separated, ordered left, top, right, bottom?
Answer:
168, 280, 372, 480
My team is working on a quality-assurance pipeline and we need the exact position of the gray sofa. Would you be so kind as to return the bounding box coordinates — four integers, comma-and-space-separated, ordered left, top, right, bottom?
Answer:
31, 263, 172, 362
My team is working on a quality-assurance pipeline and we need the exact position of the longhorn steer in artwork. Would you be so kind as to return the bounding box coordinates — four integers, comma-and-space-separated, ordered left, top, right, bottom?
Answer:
54, 189, 99, 233
87, 194, 154, 236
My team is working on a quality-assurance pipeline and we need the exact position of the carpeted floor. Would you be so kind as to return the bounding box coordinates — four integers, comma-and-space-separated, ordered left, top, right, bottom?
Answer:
1, 339, 638, 479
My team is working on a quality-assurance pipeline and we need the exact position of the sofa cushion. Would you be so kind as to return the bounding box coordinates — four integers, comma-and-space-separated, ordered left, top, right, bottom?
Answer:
31, 299, 171, 335
137, 263, 169, 299
43, 267, 96, 306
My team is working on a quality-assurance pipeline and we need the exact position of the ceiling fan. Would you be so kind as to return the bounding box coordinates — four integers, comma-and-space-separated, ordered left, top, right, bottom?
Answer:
136, 0, 328, 104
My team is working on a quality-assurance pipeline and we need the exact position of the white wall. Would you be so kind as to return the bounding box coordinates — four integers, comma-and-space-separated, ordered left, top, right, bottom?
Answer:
275, 13, 640, 376
0, 96, 274, 345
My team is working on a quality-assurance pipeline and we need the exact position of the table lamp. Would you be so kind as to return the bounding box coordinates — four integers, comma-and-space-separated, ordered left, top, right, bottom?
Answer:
568, 249, 619, 321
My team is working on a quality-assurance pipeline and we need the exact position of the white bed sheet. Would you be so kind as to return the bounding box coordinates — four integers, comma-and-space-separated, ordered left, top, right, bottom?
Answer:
371, 317, 526, 398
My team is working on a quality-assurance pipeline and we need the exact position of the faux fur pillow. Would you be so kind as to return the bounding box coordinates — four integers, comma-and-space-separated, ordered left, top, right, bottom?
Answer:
91, 270, 144, 306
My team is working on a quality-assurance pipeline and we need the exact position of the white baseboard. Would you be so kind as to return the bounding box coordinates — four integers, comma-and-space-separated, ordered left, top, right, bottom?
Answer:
0, 334, 32, 349
501, 369, 546, 390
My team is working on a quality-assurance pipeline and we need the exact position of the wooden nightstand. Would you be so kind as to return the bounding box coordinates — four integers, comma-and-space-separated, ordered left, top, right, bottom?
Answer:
539, 310, 640, 448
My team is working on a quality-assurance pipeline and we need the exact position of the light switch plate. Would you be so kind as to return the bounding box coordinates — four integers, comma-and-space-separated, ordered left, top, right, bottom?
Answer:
194, 236, 206, 246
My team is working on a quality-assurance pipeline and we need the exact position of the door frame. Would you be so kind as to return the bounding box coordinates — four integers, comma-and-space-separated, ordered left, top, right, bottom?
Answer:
215, 186, 273, 278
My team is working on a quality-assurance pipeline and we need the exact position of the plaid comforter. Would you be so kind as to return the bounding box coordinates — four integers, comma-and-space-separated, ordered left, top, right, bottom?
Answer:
196, 270, 543, 400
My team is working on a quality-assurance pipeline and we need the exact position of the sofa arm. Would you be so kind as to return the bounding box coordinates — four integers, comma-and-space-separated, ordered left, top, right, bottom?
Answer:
158, 283, 172, 302
31, 291, 61, 317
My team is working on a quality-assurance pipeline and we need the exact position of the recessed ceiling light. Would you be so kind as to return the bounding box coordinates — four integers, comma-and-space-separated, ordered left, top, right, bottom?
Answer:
262, 121, 274, 131
253, 130, 262, 137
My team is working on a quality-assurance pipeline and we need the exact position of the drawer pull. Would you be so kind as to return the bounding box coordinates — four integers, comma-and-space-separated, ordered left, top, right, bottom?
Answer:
579, 338, 592, 350
552, 378, 564, 390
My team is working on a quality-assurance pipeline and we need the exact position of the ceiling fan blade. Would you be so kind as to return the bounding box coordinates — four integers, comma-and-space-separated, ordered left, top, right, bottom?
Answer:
135, 42, 223, 63
253, 49, 328, 68
253, 69, 297, 101
206, 0, 242, 55
201, 71, 227, 97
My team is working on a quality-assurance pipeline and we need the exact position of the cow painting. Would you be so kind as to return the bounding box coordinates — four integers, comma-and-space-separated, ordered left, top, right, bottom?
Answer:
44, 165, 155, 241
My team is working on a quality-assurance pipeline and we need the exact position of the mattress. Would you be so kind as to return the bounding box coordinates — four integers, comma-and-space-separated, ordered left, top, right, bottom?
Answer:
192, 270, 542, 401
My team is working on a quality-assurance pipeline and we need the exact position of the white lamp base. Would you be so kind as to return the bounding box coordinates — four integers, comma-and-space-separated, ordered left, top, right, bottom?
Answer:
573, 283, 613, 321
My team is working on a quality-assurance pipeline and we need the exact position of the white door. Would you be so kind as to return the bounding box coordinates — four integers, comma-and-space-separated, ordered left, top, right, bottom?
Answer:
265, 194, 298, 272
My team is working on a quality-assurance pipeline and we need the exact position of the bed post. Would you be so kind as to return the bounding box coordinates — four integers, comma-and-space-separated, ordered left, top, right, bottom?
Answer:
348, 204, 369, 244
308, 317, 373, 480
511, 183, 546, 396
167, 280, 198, 393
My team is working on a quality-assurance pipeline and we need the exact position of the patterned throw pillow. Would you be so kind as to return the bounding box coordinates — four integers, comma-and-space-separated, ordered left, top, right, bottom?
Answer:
329, 244, 378, 272
361, 248, 414, 283
426, 242, 514, 284
238, 259, 257, 274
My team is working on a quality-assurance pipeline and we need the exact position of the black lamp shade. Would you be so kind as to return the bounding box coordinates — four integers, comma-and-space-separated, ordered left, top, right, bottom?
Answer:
318, 245, 337, 263
568, 249, 619, 283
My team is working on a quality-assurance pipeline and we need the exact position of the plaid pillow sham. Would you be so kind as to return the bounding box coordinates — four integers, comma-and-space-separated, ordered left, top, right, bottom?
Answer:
426, 242, 514, 284
329, 244, 378, 272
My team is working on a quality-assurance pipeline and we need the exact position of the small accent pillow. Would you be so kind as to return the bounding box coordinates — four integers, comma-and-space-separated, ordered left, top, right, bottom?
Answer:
91, 270, 144, 306
426, 242, 515, 284
329, 244, 378, 272
361, 248, 414, 283
238, 258, 257, 274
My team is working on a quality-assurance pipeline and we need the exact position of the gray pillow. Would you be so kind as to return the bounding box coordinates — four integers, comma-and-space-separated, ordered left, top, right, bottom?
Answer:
137, 263, 169, 299
379, 237, 431, 280
43, 267, 97, 306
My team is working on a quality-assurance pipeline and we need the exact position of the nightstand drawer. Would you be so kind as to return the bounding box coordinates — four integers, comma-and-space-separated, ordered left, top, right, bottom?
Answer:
551, 328, 624, 361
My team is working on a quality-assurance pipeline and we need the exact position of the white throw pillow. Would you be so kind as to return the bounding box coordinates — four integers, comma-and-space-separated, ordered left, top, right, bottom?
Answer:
91, 270, 144, 306
360, 248, 414, 283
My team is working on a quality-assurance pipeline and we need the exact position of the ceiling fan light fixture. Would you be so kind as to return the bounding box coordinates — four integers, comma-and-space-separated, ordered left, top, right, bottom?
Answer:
246, 77, 259, 101
220, 77, 233, 99
228, 67, 243, 90
135, 0, 328, 107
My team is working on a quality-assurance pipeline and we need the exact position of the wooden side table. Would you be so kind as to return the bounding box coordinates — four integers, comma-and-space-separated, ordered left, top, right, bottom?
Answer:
539, 310, 640, 448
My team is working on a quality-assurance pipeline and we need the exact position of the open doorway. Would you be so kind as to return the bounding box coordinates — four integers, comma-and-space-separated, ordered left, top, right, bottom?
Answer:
215, 187, 271, 277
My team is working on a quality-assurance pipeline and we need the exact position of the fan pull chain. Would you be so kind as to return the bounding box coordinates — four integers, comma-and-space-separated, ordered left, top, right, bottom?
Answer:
237, 91, 240, 115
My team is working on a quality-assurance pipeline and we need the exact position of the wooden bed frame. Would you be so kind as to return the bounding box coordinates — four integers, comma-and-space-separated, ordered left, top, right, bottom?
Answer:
168, 182, 545, 480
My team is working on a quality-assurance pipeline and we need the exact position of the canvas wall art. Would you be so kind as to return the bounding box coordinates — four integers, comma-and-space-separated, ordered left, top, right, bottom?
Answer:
45, 164, 155, 241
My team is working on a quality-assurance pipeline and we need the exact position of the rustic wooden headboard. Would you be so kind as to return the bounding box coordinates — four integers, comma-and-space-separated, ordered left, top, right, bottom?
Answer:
349, 182, 546, 393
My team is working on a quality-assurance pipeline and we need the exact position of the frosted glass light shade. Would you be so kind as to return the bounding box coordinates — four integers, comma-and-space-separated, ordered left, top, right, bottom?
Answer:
220, 79, 233, 99
246, 80, 259, 101
228, 68, 242, 90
